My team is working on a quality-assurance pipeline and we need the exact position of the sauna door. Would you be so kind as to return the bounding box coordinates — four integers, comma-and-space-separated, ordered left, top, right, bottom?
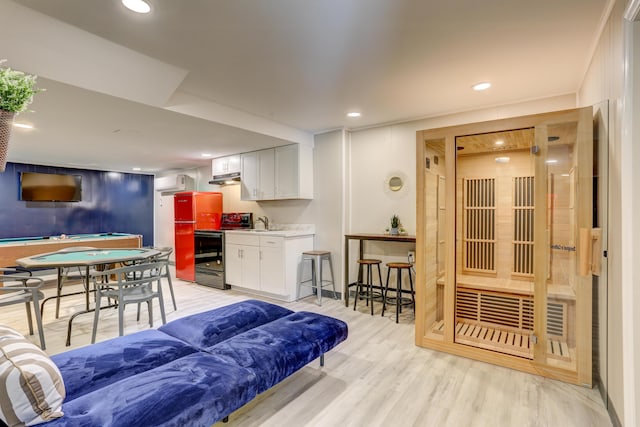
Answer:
452, 108, 593, 384
454, 128, 538, 359
531, 111, 593, 385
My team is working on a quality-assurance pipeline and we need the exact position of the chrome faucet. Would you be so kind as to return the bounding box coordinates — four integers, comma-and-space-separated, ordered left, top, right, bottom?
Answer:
256, 216, 269, 230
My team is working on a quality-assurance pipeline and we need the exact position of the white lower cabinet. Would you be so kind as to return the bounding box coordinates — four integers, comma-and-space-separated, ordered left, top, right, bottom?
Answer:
225, 242, 260, 290
225, 232, 313, 301
259, 237, 286, 295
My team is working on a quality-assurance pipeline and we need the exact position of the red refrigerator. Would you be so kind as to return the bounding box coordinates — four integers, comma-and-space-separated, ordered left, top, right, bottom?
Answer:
174, 191, 223, 281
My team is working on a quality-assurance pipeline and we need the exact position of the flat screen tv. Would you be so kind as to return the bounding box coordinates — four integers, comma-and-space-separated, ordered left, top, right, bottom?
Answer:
20, 172, 82, 202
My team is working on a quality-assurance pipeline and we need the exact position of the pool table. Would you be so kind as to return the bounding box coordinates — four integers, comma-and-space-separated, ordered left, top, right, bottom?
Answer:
0, 233, 141, 268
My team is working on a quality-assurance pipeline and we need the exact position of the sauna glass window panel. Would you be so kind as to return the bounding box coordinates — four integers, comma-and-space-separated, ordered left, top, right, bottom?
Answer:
513, 176, 535, 276
423, 138, 446, 341
543, 121, 581, 369
437, 175, 446, 277
462, 178, 496, 273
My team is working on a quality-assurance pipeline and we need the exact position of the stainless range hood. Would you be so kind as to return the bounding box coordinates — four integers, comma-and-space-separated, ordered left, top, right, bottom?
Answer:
209, 171, 241, 185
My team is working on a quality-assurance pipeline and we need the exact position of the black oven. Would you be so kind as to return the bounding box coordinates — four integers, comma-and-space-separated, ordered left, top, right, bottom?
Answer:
194, 230, 228, 289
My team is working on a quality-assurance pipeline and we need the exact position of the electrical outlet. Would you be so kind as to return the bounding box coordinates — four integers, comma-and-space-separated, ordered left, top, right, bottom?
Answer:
408, 251, 415, 263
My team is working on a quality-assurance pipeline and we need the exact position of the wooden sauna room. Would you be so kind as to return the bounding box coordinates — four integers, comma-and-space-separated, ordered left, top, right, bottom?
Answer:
415, 107, 598, 386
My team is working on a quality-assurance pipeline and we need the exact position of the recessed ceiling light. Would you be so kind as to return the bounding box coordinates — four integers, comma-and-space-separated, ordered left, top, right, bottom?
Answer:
132, 167, 141, 171
347, 112, 361, 118
201, 153, 213, 158
494, 140, 504, 146
13, 123, 33, 129
495, 156, 510, 163
122, 0, 151, 14
546, 159, 558, 164
472, 82, 491, 91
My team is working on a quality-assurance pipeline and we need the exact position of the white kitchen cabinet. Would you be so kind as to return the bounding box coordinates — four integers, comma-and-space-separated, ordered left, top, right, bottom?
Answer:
274, 144, 313, 199
240, 151, 258, 200
258, 150, 275, 199
225, 236, 260, 290
240, 149, 274, 200
240, 144, 312, 201
258, 236, 286, 295
212, 154, 240, 176
225, 231, 313, 301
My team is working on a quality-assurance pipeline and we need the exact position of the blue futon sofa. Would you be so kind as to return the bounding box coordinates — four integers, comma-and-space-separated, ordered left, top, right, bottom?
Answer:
45, 300, 348, 426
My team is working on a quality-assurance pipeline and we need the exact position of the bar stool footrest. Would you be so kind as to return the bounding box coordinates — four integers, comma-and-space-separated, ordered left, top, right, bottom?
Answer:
383, 296, 414, 306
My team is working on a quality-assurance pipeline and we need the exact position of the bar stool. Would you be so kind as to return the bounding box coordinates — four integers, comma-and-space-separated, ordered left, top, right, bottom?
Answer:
298, 250, 338, 305
382, 262, 415, 323
353, 259, 383, 315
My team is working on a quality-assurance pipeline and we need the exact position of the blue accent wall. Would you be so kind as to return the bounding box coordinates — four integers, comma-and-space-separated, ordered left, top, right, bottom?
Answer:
0, 162, 154, 246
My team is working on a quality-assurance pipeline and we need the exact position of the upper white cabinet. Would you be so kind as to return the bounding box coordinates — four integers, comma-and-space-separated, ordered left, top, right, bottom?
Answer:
212, 154, 241, 176
275, 144, 313, 199
241, 149, 275, 200
240, 144, 313, 201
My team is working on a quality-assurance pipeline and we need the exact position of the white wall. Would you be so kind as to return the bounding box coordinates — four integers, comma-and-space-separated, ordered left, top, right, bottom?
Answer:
627, 21, 640, 427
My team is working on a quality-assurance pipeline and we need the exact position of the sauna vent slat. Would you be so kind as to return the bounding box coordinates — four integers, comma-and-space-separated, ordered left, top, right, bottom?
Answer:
463, 178, 496, 273
455, 289, 565, 337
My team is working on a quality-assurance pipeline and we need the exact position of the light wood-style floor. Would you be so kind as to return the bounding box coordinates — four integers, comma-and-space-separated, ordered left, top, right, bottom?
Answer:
1, 270, 611, 427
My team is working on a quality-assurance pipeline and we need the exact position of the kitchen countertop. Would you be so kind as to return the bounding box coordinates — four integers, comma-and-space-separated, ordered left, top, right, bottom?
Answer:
224, 224, 315, 238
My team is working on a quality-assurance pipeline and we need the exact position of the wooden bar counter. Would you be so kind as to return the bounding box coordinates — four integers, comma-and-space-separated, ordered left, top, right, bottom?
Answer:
344, 233, 416, 307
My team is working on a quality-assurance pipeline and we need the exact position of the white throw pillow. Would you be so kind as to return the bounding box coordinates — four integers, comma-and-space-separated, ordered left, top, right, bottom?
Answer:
0, 325, 65, 426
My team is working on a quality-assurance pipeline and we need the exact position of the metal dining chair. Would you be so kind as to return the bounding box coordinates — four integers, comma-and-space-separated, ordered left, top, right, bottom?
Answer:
0, 268, 47, 349
150, 247, 177, 311
90, 261, 166, 343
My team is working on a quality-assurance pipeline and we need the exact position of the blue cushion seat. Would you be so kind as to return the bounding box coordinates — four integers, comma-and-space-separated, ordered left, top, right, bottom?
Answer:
51, 329, 197, 402
44, 353, 258, 427
203, 311, 349, 393
158, 299, 293, 349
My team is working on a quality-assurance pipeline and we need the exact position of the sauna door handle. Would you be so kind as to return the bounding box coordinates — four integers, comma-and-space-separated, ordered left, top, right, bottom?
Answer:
591, 228, 602, 276
579, 228, 602, 277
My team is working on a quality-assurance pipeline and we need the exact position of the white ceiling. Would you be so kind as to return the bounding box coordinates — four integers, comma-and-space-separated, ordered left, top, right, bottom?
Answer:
1, 0, 610, 173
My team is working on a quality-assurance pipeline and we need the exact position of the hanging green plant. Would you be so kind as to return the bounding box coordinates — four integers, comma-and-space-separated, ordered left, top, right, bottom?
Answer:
0, 60, 43, 172
0, 60, 42, 113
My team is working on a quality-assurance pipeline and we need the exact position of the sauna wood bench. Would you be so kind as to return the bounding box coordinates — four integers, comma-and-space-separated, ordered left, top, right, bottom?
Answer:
437, 274, 576, 301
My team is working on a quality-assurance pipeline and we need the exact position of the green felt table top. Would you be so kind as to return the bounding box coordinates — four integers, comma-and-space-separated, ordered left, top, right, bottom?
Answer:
16, 248, 158, 268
